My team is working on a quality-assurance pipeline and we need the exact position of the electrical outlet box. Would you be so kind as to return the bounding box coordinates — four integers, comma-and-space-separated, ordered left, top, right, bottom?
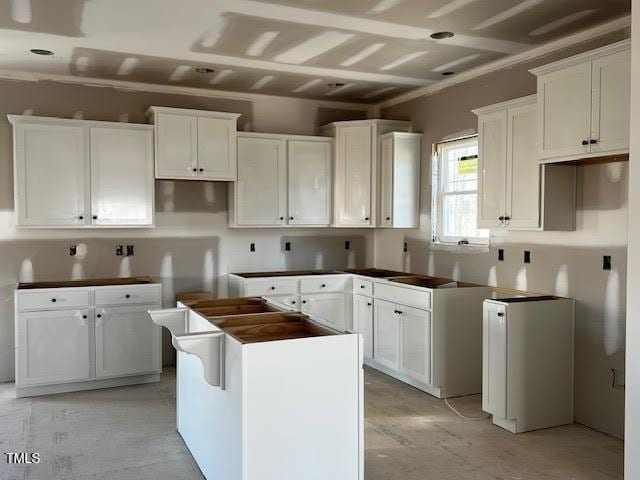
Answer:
612, 369, 625, 388
403, 242, 408, 253
498, 249, 504, 261
344, 241, 350, 250
524, 251, 531, 264
285, 242, 291, 252
603, 255, 612, 271
126, 245, 134, 256
69, 245, 77, 256
115, 245, 124, 256
250, 243, 255, 252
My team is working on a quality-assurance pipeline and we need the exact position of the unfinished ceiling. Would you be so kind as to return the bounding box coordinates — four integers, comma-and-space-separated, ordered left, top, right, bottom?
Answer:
0, 0, 631, 103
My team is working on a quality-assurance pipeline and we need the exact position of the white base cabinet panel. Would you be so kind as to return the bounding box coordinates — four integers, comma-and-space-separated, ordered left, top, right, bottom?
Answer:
353, 295, 373, 358
15, 283, 162, 397
482, 297, 574, 433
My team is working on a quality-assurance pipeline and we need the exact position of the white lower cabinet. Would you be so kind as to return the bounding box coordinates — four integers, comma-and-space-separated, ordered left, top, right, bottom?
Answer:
400, 305, 431, 385
373, 299, 401, 371
17, 308, 91, 386
15, 283, 162, 397
95, 305, 161, 378
301, 293, 346, 331
353, 295, 373, 358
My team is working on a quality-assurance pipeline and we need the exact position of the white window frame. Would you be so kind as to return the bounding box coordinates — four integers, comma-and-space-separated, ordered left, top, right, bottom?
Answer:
432, 135, 489, 247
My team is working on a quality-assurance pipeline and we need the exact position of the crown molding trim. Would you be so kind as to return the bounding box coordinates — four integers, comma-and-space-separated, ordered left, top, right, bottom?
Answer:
376, 14, 631, 110
0, 69, 373, 112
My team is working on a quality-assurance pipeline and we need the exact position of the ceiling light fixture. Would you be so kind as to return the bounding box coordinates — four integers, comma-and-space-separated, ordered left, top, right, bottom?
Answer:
30, 48, 54, 56
195, 67, 215, 74
430, 31, 454, 40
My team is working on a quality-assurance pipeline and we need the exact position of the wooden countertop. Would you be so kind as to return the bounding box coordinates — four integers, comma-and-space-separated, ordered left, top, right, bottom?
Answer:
17, 277, 155, 290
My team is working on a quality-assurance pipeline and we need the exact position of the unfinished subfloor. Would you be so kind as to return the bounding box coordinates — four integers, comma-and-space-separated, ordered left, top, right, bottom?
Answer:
1, 367, 623, 480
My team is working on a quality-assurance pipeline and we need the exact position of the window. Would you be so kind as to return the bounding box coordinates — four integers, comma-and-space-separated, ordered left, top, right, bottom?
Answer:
432, 136, 489, 246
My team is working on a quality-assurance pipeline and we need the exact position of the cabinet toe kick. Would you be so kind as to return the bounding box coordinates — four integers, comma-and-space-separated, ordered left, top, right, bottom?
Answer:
148, 308, 189, 336
172, 333, 225, 389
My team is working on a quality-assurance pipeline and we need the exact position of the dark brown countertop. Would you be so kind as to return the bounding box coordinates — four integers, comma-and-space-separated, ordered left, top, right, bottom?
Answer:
17, 277, 155, 290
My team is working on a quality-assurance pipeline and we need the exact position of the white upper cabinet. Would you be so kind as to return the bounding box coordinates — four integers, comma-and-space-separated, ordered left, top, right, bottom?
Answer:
531, 40, 630, 163
288, 139, 332, 226
9, 116, 154, 228
234, 135, 287, 226
379, 132, 421, 228
474, 96, 575, 231
90, 126, 154, 226
321, 119, 411, 228
229, 133, 332, 227
11, 121, 87, 227
147, 106, 240, 181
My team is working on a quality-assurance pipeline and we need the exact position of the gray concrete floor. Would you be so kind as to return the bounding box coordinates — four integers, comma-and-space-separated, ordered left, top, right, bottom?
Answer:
1, 367, 623, 480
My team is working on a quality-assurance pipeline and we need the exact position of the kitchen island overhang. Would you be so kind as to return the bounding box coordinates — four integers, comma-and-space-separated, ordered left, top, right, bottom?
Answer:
149, 298, 364, 480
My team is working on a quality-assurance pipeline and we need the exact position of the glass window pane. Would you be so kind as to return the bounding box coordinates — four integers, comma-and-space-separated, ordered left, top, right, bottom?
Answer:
442, 193, 489, 239
442, 143, 479, 193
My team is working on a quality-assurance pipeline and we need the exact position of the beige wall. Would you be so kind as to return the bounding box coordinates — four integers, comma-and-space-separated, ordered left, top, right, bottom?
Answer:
378, 31, 630, 438
0, 80, 373, 382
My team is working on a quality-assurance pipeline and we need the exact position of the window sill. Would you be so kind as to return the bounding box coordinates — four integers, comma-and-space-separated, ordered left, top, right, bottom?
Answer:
430, 242, 490, 254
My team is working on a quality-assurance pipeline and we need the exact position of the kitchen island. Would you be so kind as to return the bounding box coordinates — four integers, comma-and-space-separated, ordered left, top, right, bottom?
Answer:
149, 298, 363, 480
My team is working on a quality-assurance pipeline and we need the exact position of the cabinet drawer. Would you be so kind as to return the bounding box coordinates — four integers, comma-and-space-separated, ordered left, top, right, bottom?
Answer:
374, 283, 431, 310
95, 285, 161, 306
353, 278, 373, 295
300, 276, 349, 293
17, 290, 90, 311
245, 279, 298, 296
264, 295, 300, 311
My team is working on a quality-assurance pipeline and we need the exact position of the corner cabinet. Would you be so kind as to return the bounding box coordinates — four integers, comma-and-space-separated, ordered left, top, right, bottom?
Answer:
229, 132, 332, 227
379, 132, 421, 228
147, 106, 240, 181
9, 115, 154, 228
321, 119, 411, 228
473, 96, 575, 231
531, 39, 630, 163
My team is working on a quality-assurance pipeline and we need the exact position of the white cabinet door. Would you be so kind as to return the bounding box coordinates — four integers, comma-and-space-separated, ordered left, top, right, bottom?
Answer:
301, 293, 345, 331
335, 125, 372, 226
400, 305, 431, 384
591, 50, 631, 154
95, 305, 161, 378
506, 102, 540, 230
14, 123, 87, 226
537, 62, 592, 160
90, 127, 154, 226
379, 135, 394, 227
197, 116, 237, 180
482, 302, 507, 417
17, 309, 90, 386
236, 136, 287, 226
353, 295, 373, 359
373, 299, 400, 371
477, 110, 507, 228
287, 140, 331, 226
155, 113, 197, 179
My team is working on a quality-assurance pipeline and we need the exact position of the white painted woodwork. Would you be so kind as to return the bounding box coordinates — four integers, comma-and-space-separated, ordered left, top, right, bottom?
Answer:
197, 116, 237, 180
373, 299, 401, 371
374, 282, 431, 309
400, 305, 431, 385
148, 106, 240, 181
264, 295, 300, 311
505, 101, 539, 229
301, 293, 346, 331
15, 283, 162, 396
243, 278, 298, 296
379, 132, 421, 228
90, 127, 154, 226
474, 96, 576, 231
300, 275, 349, 293
12, 121, 87, 226
482, 297, 574, 433
353, 277, 373, 296
287, 139, 332, 226
353, 295, 373, 358
163, 302, 363, 480
236, 135, 287, 226
321, 119, 411, 228
17, 309, 91, 386
477, 109, 507, 229
95, 305, 161, 378
591, 49, 631, 154
531, 40, 630, 162
154, 112, 197, 178
9, 115, 154, 228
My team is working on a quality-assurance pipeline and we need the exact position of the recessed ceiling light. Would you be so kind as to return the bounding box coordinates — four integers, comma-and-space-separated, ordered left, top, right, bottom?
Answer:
30, 48, 54, 55
430, 31, 454, 40
442, 71, 455, 76
195, 67, 215, 74
327, 82, 345, 88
